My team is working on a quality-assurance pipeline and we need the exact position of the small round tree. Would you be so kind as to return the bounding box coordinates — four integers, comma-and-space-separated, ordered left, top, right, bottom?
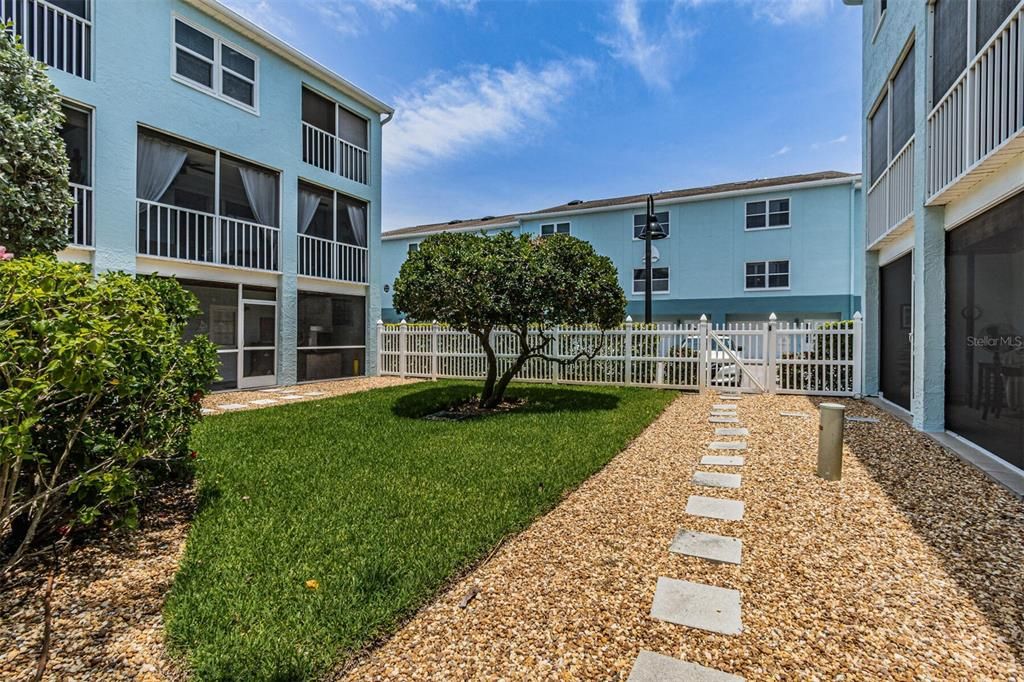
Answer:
0, 25, 73, 255
393, 231, 626, 408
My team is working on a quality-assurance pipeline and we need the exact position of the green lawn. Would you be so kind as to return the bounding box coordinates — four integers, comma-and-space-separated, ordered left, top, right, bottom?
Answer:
164, 381, 674, 680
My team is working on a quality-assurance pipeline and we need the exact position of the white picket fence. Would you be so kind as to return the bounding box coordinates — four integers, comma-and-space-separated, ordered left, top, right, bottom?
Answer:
378, 313, 863, 397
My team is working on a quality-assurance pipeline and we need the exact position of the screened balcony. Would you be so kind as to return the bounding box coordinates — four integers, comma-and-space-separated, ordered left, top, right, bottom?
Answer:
301, 87, 369, 185
297, 181, 368, 284
927, 0, 1024, 203
1, 0, 92, 79
136, 130, 280, 272
60, 102, 92, 246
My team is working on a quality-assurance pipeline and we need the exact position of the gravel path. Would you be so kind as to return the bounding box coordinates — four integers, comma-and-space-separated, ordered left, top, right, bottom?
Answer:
340, 392, 1024, 680
202, 376, 420, 414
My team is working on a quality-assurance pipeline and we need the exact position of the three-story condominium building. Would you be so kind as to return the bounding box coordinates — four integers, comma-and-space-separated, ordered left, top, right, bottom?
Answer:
846, 0, 1024, 489
4, 0, 394, 389
381, 171, 864, 325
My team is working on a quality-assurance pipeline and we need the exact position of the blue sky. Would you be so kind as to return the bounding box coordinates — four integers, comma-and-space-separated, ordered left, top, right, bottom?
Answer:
224, 0, 862, 230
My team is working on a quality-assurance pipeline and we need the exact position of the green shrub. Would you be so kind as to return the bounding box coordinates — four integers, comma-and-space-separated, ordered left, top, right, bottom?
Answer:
0, 256, 218, 573
0, 25, 74, 255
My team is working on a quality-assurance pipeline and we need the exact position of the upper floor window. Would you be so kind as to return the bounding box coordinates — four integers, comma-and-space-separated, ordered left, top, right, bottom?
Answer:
60, 103, 91, 187
297, 181, 367, 247
408, 243, 420, 254
633, 267, 669, 294
633, 211, 669, 239
874, 0, 887, 34
745, 260, 789, 290
541, 222, 571, 237
301, 87, 369, 183
745, 198, 789, 229
173, 18, 258, 112
869, 43, 914, 185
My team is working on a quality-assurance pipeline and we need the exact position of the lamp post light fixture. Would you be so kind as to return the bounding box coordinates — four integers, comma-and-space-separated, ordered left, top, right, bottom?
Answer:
639, 194, 668, 324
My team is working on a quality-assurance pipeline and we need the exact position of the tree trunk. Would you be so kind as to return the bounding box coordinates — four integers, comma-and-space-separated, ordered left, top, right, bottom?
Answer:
485, 351, 529, 408
477, 329, 498, 405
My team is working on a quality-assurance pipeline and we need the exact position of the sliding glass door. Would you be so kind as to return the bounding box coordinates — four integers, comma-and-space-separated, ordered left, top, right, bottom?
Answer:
880, 252, 913, 410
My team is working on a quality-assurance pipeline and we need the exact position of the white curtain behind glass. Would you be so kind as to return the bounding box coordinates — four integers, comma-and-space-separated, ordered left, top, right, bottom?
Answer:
238, 167, 279, 227
346, 204, 366, 247
298, 190, 322, 235
137, 137, 188, 202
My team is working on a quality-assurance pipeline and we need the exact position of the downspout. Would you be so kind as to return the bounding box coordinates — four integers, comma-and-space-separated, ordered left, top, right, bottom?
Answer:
849, 179, 857, 318
381, 111, 394, 126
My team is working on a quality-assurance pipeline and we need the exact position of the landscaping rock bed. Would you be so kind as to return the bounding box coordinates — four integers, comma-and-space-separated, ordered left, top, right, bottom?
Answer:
340, 392, 1024, 680
202, 376, 419, 413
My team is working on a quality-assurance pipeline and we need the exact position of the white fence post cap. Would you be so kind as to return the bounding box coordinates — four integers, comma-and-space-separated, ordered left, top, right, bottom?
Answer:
399, 319, 407, 325
376, 319, 384, 325
625, 315, 633, 323
699, 313, 708, 322
853, 311, 862, 320
769, 312, 777, 321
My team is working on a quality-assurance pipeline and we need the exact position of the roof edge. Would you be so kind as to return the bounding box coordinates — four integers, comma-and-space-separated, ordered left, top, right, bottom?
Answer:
519, 174, 861, 221
382, 221, 520, 241
185, 0, 394, 115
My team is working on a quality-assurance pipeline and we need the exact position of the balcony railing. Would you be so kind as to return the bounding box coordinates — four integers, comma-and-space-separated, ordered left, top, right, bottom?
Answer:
137, 199, 279, 272
866, 137, 914, 247
1, 0, 91, 79
297, 234, 368, 284
301, 121, 369, 185
928, 2, 1024, 201
68, 182, 92, 247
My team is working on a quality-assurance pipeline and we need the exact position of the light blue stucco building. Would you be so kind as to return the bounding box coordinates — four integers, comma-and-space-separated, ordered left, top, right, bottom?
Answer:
7, 0, 393, 389
846, 0, 1024, 486
382, 171, 864, 325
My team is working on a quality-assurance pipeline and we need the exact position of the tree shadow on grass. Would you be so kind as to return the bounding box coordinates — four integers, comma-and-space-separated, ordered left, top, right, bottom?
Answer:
390, 383, 621, 419
835, 399, 1024, 667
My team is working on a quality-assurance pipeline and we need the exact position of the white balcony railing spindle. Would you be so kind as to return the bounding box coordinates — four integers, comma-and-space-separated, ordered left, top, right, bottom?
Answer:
301, 121, 369, 185
297, 234, 368, 284
928, 3, 1024, 200
1, 0, 91, 79
136, 199, 279, 272
67, 182, 93, 247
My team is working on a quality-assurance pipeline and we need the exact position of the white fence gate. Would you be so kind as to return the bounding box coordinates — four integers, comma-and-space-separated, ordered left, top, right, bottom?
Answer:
378, 313, 863, 397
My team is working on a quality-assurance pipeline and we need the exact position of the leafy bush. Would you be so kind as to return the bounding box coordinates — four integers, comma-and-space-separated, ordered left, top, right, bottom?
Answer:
0, 256, 218, 573
0, 25, 74, 255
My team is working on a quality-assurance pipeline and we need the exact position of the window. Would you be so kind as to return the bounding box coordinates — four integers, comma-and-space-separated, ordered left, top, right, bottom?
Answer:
745, 198, 789, 229
632, 267, 669, 294
298, 292, 366, 382
868, 44, 914, 185
541, 222, 571, 237
931, 1, 1016, 106
173, 18, 258, 111
408, 243, 419, 254
633, 211, 669, 239
60, 103, 91, 187
297, 181, 369, 281
745, 260, 789, 290
302, 87, 368, 149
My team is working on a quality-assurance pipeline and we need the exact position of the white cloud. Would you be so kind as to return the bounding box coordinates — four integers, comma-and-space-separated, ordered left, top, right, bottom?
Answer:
745, 0, 829, 25
221, 0, 297, 37
384, 59, 596, 171
811, 134, 848, 150
771, 145, 791, 157
601, 0, 695, 91
298, 0, 478, 36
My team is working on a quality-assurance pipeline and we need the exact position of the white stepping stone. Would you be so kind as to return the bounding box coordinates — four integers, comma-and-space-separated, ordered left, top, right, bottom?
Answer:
709, 416, 739, 424
280, 394, 305, 400
686, 495, 744, 521
200, 408, 217, 416
302, 391, 326, 397
249, 399, 278, 405
708, 441, 747, 450
628, 651, 744, 682
650, 577, 743, 635
720, 395, 742, 400
715, 427, 749, 436
693, 471, 741, 489
712, 404, 737, 410
780, 411, 810, 417
701, 455, 745, 466
218, 403, 247, 411
710, 411, 736, 418
670, 529, 742, 565
846, 415, 880, 423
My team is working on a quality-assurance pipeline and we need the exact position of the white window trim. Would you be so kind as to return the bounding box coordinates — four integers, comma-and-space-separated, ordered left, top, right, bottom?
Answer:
632, 211, 671, 240
744, 198, 791, 231
632, 267, 671, 295
744, 260, 791, 291
872, 0, 887, 43
171, 14, 260, 116
540, 221, 572, 237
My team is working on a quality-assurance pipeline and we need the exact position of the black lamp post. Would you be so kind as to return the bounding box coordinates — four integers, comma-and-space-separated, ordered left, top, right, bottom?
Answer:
639, 194, 668, 324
